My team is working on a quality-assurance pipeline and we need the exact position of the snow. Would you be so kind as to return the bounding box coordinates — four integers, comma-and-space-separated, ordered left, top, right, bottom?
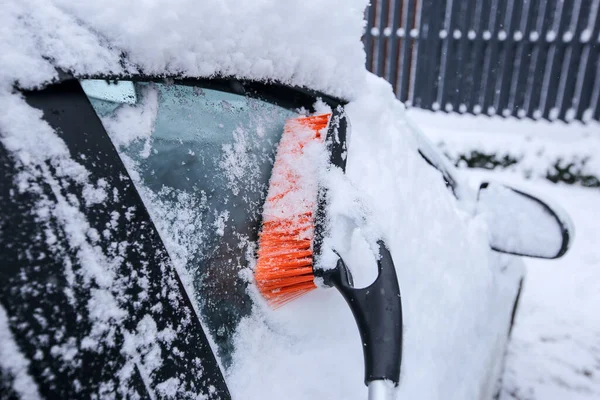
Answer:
1, 0, 368, 100
476, 182, 563, 258
546, 31, 557, 42
260, 116, 329, 223
408, 109, 600, 187
467, 171, 600, 400
0, 306, 42, 400
513, 31, 523, 41
412, 110, 600, 400
580, 29, 592, 43
88, 78, 524, 399
503, 185, 600, 400
1, 1, 528, 399
227, 74, 521, 400
529, 31, 540, 42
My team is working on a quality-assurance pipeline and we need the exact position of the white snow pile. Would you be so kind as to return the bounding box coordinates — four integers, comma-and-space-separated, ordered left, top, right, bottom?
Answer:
0, 0, 368, 100
409, 109, 600, 186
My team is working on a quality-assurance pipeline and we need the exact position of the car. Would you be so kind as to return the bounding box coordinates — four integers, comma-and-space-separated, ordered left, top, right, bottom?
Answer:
0, 2, 572, 400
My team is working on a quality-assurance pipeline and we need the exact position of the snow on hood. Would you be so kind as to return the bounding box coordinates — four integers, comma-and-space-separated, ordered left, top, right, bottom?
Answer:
1, 0, 368, 99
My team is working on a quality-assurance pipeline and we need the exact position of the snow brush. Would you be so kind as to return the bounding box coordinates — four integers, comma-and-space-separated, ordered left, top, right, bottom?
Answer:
255, 112, 403, 400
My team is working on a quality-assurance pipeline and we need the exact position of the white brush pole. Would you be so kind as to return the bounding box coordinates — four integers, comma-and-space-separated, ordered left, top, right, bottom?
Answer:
368, 380, 393, 400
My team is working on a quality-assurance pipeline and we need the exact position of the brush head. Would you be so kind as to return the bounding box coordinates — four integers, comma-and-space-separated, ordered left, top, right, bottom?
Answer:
254, 113, 331, 307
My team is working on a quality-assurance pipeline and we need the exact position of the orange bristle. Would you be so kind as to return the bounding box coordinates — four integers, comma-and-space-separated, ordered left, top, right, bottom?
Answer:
255, 113, 331, 307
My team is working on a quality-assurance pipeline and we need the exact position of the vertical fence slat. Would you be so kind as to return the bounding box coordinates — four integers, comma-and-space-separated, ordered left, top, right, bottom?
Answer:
593, 51, 600, 120
540, 0, 571, 120
397, 0, 413, 101
508, 0, 538, 118
556, 0, 588, 121
577, 0, 600, 121
549, 0, 576, 120
469, 0, 494, 114
452, 0, 474, 113
414, 0, 443, 108
495, 0, 521, 117
592, 21, 600, 120
459, 0, 482, 111
438, 0, 463, 112
434, 0, 454, 110
525, 0, 557, 119
521, 0, 547, 118
364, 1, 376, 71
479, 0, 495, 113
411, 0, 426, 106
481, 0, 507, 116
407, 0, 423, 104
387, 0, 404, 96
375, 0, 391, 76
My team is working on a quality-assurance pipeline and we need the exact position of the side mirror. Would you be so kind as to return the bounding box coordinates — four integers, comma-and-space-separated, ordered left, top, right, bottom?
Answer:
476, 182, 573, 259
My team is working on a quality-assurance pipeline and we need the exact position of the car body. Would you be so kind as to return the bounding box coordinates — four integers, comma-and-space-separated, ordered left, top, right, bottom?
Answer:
0, 1, 570, 399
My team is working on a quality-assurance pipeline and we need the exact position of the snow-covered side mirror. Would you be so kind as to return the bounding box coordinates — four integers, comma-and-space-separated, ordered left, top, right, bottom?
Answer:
476, 182, 573, 259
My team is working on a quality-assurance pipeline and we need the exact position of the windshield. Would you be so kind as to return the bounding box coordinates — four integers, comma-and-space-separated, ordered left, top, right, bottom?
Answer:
82, 79, 299, 365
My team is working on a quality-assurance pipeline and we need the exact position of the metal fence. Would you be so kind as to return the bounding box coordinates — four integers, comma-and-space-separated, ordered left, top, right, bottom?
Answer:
363, 0, 600, 123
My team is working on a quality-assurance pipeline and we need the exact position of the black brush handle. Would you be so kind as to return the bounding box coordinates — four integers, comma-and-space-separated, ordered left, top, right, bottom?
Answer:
325, 241, 403, 385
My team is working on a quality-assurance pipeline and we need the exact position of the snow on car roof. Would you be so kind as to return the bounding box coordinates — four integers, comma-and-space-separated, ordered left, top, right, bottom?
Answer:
1, 0, 368, 99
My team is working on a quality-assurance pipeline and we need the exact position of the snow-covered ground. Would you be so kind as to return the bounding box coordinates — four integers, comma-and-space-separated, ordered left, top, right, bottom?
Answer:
408, 109, 600, 187
498, 177, 600, 400
410, 109, 600, 400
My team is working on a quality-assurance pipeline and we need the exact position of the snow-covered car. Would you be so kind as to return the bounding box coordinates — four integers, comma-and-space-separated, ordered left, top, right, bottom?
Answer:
0, 1, 572, 400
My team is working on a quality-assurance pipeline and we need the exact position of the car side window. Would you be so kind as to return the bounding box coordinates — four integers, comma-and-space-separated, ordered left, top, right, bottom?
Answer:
83, 80, 297, 364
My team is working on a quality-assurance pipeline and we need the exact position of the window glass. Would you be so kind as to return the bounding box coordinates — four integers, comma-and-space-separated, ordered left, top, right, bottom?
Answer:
83, 80, 297, 365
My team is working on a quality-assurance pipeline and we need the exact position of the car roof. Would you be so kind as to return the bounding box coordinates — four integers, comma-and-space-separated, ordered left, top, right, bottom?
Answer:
1, 0, 368, 100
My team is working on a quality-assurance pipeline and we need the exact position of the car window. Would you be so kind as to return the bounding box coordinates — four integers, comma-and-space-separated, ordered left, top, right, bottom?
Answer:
83, 80, 298, 365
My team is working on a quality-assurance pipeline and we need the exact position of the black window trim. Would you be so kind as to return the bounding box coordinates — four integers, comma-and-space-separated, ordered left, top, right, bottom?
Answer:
72, 73, 348, 111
